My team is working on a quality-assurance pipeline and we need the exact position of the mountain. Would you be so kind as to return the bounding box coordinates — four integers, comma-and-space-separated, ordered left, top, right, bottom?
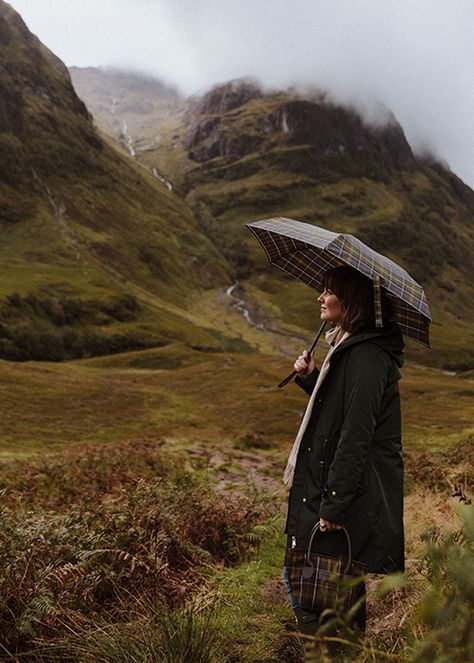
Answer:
0, 1, 241, 361
1, 0, 473, 370
70, 71, 474, 370
69, 66, 181, 155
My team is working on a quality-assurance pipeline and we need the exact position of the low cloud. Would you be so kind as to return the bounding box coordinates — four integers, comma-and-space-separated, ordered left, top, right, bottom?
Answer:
8, 0, 474, 188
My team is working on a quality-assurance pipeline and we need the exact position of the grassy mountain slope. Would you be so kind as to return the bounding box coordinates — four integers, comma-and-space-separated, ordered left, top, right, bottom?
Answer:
73, 72, 474, 370
1, 348, 472, 456
157, 84, 474, 370
0, 1, 244, 361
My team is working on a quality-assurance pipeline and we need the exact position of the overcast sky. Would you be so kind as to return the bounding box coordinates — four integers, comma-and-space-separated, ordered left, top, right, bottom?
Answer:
7, 0, 474, 189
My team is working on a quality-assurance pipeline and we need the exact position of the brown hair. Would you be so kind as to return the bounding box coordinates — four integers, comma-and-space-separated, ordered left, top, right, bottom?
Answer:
322, 266, 394, 334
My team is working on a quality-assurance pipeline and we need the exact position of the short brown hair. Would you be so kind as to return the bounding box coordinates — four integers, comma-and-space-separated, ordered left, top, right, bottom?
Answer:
322, 266, 393, 334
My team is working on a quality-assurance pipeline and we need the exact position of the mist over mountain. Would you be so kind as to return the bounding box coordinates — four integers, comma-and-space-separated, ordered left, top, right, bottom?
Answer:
70, 68, 474, 370
70, 66, 180, 114
7, 0, 474, 191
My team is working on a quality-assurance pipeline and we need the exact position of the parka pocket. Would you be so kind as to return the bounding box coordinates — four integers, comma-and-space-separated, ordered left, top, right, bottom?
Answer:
318, 435, 339, 481
306, 435, 339, 488
302, 487, 323, 515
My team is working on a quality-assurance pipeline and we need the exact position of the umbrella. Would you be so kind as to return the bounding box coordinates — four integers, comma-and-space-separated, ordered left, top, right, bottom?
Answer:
246, 217, 431, 347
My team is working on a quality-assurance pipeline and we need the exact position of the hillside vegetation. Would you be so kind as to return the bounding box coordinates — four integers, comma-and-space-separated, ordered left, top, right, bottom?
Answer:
0, 350, 473, 660
71, 72, 474, 371
0, 1, 241, 362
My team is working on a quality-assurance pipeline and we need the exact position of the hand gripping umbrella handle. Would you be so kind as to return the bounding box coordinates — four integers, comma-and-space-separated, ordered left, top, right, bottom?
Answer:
278, 321, 327, 389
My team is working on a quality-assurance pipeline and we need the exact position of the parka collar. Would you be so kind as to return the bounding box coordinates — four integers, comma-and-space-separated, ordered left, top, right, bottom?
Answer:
329, 323, 405, 366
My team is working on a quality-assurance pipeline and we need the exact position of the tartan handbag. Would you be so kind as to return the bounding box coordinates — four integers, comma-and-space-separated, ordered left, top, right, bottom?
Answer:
285, 523, 367, 614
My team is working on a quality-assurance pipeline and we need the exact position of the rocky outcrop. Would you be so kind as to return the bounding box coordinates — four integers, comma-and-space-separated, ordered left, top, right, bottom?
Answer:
265, 100, 416, 172
189, 79, 262, 117
184, 80, 263, 162
183, 80, 416, 177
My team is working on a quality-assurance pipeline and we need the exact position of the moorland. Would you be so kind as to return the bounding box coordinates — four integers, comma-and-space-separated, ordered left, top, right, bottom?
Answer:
0, 2, 473, 660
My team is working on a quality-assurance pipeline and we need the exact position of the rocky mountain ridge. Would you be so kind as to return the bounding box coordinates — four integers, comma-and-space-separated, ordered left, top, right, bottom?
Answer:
185, 81, 417, 176
73, 72, 474, 368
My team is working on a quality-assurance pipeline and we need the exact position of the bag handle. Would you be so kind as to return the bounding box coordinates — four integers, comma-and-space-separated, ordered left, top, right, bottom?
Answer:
305, 522, 353, 575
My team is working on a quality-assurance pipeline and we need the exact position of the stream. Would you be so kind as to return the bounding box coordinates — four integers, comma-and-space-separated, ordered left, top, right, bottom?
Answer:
225, 282, 263, 329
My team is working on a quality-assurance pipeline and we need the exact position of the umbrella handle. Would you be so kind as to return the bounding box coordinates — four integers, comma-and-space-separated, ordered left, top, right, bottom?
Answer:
278, 321, 327, 389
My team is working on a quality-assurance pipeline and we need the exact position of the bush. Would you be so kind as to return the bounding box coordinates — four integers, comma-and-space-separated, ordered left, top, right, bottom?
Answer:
0, 440, 274, 656
102, 294, 140, 322
53, 601, 222, 663
0, 322, 155, 361
411, 505, 474, 662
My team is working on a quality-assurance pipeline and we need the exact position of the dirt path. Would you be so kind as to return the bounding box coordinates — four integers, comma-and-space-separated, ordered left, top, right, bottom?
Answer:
188, 442, 284, 497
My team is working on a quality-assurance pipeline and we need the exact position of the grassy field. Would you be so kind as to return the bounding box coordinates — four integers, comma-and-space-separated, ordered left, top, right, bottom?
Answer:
0, 346, 472, 455
0, 344, 472, 660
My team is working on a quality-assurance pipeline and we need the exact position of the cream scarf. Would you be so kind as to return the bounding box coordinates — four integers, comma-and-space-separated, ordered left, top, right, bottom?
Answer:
283, 326, 350, 487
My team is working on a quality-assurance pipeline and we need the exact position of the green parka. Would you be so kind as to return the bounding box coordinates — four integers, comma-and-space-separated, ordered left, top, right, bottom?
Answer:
285, 324, 405, 573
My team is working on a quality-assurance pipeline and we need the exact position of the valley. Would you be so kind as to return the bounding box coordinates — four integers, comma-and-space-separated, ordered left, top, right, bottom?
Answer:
0, 1, 473, 660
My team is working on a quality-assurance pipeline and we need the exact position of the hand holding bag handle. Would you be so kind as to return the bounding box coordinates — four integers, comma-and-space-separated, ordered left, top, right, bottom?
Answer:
302, 522, 353, 579
285, 521, 366, 616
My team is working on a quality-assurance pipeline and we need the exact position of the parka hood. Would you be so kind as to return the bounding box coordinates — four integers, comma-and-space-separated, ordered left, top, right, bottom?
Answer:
334, 322, 405, 368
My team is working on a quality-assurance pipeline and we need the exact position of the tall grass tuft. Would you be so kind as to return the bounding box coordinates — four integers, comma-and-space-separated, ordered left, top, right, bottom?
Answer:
45, 599, 222, 663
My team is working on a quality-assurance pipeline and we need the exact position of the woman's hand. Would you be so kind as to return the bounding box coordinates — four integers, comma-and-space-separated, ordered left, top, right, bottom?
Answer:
319, 518, 342, 532
294, 349, 315, 378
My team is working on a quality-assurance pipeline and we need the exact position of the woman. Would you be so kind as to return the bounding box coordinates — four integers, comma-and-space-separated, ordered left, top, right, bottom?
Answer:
283, 265, 405, 634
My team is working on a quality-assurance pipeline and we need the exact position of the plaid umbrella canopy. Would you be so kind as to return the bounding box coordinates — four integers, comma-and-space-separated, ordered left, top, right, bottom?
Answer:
246, 217, 431, 347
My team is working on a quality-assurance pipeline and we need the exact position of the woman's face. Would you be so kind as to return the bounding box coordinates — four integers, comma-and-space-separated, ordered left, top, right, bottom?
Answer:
318, 288, 343, 325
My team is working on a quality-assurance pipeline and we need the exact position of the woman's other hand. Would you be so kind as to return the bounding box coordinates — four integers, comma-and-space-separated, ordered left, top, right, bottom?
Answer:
319, 518, 342, 532
294, 350, 315, 378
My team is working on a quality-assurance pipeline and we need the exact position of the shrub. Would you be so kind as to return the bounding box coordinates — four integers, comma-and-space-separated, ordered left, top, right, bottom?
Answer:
0, 322, 154, 361
51, 601, 222, 663
0, 440, 275, 656
411, 505, 474, 662
102, 294, 140, 322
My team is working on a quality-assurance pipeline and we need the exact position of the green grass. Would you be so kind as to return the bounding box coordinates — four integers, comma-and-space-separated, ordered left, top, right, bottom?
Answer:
0, 347, 472, 458
206, 518, 300, 662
